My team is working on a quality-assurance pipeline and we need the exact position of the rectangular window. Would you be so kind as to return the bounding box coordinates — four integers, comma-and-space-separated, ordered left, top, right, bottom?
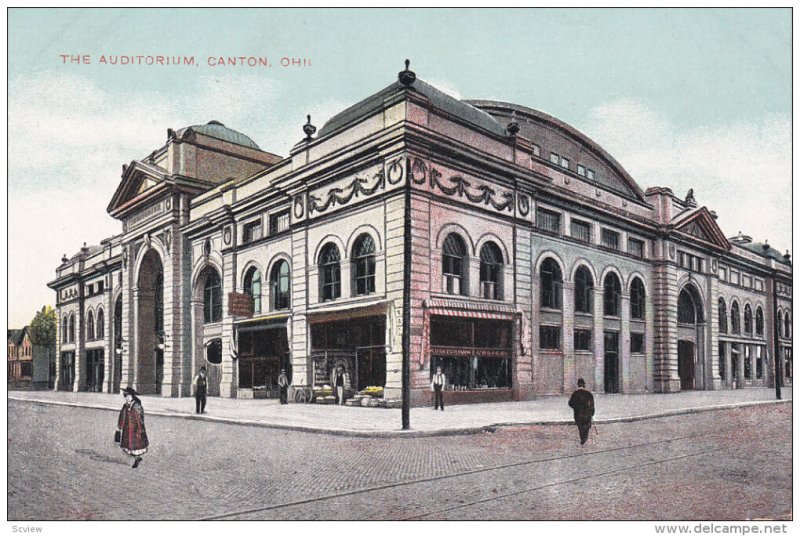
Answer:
536, 208, 561, 234
586, 169, 596, 180
243, 219, 262, 243
85, 284, 93, 296
731, 271, 740, 285
532, 144, 540, 157
540, 326, 561, 350
631, 333, 644, 354
742, 275, 752, 288
719, 267, 727, 282
679, 251, 704, 273
574, 329, 592, 351
628, 238, 644, 258
560, 156, 570, 169
571, 219, 592, 243
755, 279, 764, 291
601, 229, 620, 250
577, 164, 586, 176
269, 210, 290, 235
97, 281, 104, 294
549, 152, 559, 164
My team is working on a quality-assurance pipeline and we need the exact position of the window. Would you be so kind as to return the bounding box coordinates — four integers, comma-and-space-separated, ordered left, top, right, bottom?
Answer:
678, 290, 697, 324
479, 242, 503, 300
97, 281, 104, 294
352, 234, 376, 296
549, 152, 559, 164
442, 233, 467, 296
603, 273, 622, 317
719, 267, 727, 282
744, 346, 751, 379
96, 309, 104, 339
586, 169, 596, 180
631, 333, 644, 354
319, 243, 341, 302
62, 316, 68, 343
574, 329, 592, 351
203, 269, 223, 323
244, 267, 262, 314
560, 156, 569, 169
571, 219, 591, 243
86, 311, 95, 340
718, 342, 726, 378
574, 266, 594, 314
601, 229, 620, 250
86, 283, 93, 296
730, 302, 740, 334
577, 164, 586, 177
777, 311, 783, 337
243, 219, 262, 243
532, 144, 540, 157
269, 210, 290, 235
718, 298, 728, 334
731, 271, 740, 285
744, 305, 753, 335
755, 307, 764, 336
628, 238, 645, 258
540, 326, 561, 350
742, 275, 752, 288
630, 278, 646, 320
679, 251, 704, 273
270, 260, 291, 310
536, 208, 561, 234
785, 312, 792, 339
540, 258, 563, 310
755, 279, 764, 292
68, 314, 75, 343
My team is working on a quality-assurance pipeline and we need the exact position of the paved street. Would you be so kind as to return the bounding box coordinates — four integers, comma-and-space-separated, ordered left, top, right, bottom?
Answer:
8, 399, 791, 520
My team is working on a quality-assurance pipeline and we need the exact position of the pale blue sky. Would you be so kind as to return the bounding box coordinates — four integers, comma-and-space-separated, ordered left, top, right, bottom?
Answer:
7, 8, 792, 326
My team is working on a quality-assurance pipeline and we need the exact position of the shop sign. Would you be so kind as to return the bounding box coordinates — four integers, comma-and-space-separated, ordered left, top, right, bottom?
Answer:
430, 346, 510, 358
228, 292, 253, 318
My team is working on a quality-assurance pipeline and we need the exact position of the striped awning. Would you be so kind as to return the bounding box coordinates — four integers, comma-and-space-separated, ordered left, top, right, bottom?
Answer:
424, 298, 518, 320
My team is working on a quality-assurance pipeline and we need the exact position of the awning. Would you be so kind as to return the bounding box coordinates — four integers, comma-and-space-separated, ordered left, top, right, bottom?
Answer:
307, 300, 388, 324
236, 313, 289, 333
424, 298, 517, 320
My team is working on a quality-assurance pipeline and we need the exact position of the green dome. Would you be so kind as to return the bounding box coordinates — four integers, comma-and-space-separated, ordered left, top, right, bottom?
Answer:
180, 120, 261, 150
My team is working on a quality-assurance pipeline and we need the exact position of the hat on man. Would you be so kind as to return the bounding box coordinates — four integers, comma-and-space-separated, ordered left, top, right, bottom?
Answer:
577, 378, 586, 387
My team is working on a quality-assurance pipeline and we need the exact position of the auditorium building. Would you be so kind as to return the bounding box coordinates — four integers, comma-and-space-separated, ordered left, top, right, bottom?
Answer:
48, 63, 793, 405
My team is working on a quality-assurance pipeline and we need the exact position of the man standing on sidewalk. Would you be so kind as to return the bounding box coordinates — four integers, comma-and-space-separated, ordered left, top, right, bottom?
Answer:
278, 369, 289, 405
431, 365, 446, 411
333, 365, 346, 406
568, 378, 594, 445
192, 367, 208, 414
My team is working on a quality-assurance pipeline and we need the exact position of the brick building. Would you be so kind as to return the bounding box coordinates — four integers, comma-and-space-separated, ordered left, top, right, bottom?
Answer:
48, 63, 792, 405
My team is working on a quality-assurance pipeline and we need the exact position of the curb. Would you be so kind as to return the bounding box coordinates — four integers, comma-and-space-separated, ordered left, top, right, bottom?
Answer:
9, 396, 791, 438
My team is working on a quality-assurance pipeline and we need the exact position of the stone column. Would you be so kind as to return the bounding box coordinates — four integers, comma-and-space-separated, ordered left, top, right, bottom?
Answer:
737, 344, 746, 389
513, 227, 534, 400
562, 282, 575, 394
620, 292, 632, 393
651, 262, 681, 392
74, 304, 85, 392
53, 307, 62, 391
593, 286, 605, 392
103, 283, 114, 393
220, 251, 236, 398
724, 342, 733, 389
291, 226, 310, 387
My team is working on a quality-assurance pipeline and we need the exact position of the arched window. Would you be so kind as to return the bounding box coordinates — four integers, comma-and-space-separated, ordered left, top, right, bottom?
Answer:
540, 258, 562, 310
479, 242, 503, 300
730, 302, 740, 334
574, 266, 594, 314
271, 260, 291, 310
755, 307, 764, 337
778, 311, 784, 337
718, 298, 728, 334
678, 289, 697, 324
244, 267, 262, 314
785, 311, 792, 339
442, 233, 467, 295
68, 314, 75, 342
630, 278, 646, 320
319, 243, 341, 302
86, 311, 95, 340
96, 308, 105, 339
603, 273, 622, 317
744, 304, 753, 335
62, 316, 68, 343
203, 269, 222, 323
352, 234, 376, 296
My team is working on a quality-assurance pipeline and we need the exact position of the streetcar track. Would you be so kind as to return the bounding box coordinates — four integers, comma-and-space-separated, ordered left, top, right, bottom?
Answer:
202, 414, 790, 520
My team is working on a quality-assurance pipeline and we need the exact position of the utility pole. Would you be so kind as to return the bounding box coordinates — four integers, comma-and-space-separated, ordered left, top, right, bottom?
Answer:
772, 270, 782, 400
401, 159, 412, 430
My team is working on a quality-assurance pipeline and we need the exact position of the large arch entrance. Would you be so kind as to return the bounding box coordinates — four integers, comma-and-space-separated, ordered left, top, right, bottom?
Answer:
136, 249, 164, 395
192, 265, 224, 397
677, 285, 705, 391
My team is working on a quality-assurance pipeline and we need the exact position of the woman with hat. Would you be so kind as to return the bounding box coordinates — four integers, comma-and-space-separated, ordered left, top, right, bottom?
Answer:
118, 387, 149, 468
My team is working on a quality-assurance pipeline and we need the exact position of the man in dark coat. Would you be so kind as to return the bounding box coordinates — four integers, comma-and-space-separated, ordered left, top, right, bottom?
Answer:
118, 387, 149, 468
332, 365, 346, 405
278, 369, 289, 405
430, 366, 446, 411
192, 366, 208, 414
568, 378, 594, 445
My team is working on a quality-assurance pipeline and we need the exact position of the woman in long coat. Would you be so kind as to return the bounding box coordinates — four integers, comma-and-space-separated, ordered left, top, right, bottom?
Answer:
118, 387, 149, 468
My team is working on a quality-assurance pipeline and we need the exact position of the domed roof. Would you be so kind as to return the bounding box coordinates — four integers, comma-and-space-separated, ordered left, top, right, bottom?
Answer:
179, 120, 261, 150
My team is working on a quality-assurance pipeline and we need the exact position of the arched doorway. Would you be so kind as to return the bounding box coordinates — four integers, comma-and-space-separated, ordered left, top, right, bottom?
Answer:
677, 285, 705, 391
193, 266, 223, 397
136, 249, 164, 395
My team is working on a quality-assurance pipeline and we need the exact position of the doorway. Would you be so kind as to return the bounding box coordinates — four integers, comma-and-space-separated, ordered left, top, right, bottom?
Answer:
604, 331, 619, 393
85, 349, 104, 392
678, 340, 695, 390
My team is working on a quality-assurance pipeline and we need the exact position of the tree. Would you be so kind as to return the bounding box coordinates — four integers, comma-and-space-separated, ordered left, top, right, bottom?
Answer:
29, 306, 57, 386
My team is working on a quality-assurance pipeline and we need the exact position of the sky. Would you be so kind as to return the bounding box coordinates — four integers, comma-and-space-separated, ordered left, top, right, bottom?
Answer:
7, 8, 792, 328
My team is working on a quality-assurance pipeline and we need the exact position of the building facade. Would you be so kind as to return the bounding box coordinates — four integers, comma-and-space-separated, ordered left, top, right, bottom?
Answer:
48, 64, 792, 405
7, 327, 51, 389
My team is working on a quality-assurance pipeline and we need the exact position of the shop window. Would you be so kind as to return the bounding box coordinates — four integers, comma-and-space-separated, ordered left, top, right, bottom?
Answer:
730, 302, 740, 334
755, 307, 764, 336
744, 346, 751, 379
270, 260, 291, 311
539, 325, 561, 350
96, 309, 104, 339
442, 233, 467, 296
319, 243, 341, 302
603, 273, 622, 317
242, 219, 262, 243
718, 342, 726, 378
574, 266, 594, 314
574, 329, 592, 351
269, 210, 290, 235
744, 305, 753, 335
86, 311, 95, 340
244, 267, 262, 314
756, 346, 764, 379
203, 268, 223, 323
536, 208, 561, 234
630, 333, 644, 354
571, 219, 591, 243
479, 242, 503, 300
352, 234, 376, 296
718, 298, 728, 334
630, 278, 646, 320
539, 258, 562, 310
601, 229, 620, 250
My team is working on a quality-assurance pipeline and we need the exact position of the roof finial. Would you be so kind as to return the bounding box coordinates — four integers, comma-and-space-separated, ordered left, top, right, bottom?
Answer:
685, 188, 697, 207
303, 115, 317, 140
784, 250, 791, 262
398, 59, 416, 86
506, 110, 520, 137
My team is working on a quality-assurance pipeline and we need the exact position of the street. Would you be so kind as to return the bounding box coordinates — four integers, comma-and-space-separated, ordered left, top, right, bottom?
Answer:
7, 399, 791, 520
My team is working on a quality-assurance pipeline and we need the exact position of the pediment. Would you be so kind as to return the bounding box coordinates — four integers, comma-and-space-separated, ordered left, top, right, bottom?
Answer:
673, 207, 731, 251
107, 161, 168, 217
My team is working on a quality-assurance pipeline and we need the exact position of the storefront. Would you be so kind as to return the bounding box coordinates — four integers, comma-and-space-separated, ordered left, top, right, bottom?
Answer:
60, 351, 74, 390
85, 349, 104, 392
235, 318, 290, 398
310, 314, 386, 391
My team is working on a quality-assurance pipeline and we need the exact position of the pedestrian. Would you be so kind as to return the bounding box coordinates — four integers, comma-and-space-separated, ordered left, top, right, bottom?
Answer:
278, 369, 289, 405
117, 387, 149, 468
568, 378, 595, 445
333, 365, 346, 406
192, 366, 208, 414
431, 365, 446, 411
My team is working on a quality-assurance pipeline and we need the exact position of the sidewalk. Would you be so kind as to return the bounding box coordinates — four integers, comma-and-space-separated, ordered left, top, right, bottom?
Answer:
8, 387, 791, 437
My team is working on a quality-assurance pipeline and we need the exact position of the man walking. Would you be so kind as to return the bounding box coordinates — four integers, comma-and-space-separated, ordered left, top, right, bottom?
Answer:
431, 365, 446, 411
333, 365, 346, 406
192, 366, 208, 414
278, 369, 289, 405
568, 378, 594, 445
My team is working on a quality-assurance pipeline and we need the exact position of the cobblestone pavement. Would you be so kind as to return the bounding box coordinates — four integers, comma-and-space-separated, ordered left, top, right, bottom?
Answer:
8, 400, 791, 520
